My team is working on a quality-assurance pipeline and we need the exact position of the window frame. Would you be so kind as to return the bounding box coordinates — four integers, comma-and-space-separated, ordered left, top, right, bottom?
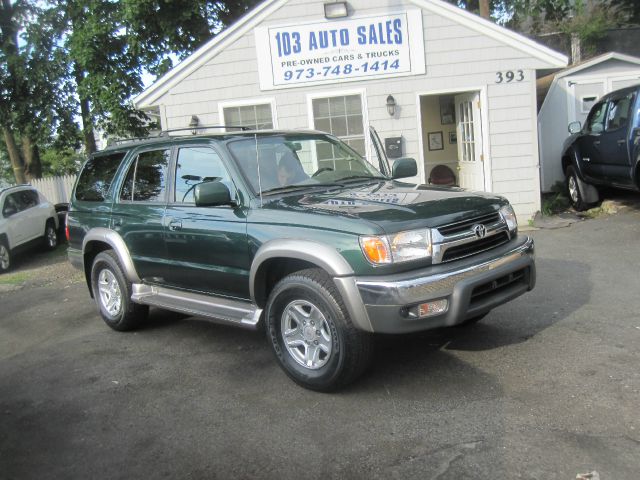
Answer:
306, 89, 370, 170
218, 97, 278, 131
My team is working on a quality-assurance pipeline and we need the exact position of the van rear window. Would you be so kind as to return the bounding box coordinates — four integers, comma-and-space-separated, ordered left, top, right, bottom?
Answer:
75, 152, 126, 201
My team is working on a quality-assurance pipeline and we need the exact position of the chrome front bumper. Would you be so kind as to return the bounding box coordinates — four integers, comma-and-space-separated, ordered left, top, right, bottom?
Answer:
345, 236, 535, 334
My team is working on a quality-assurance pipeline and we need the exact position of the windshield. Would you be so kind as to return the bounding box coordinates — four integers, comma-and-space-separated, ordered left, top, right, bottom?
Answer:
227, 133, 385, 194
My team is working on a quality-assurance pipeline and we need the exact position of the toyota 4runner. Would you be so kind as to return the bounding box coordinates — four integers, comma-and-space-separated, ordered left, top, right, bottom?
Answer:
67, 129, 535, 391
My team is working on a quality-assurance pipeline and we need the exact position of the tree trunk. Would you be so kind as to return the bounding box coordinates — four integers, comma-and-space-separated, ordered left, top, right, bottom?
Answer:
479, 0, 490, 19
22, 134, 42, 180
74, 67, 97, 155
2, 125, 26, 184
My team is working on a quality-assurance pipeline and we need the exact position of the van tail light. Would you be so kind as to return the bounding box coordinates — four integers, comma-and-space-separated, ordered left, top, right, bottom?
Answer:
65, 220, 70, 242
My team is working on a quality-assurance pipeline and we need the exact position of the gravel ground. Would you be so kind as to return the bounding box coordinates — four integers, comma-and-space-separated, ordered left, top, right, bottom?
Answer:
0, 244, 84, 293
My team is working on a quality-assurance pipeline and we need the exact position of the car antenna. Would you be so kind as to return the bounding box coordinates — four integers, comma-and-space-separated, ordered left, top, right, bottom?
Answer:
254, 134, 263, 207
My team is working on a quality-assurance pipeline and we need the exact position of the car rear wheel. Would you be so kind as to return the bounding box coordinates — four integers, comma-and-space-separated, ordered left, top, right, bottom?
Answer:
566, 166, 590, 211
44, 220, 58, 250
265, 268, 374, 391
91, 250, 148, 331
0, 241, 11, 273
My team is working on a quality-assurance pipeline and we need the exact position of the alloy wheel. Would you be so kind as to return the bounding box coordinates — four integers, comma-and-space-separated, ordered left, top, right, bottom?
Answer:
98, 269, 122, 317
281, 299, 333, 370
0, 245, 9, 270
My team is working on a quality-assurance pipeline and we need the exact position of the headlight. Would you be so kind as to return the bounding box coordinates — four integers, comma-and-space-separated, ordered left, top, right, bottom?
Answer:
360, 228, 432, 265
499, 204, 518, 234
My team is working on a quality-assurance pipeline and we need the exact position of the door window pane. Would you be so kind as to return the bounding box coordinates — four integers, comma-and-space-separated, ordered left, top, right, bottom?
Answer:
174, 147, 232, 203
120, 149, 170, 202
586, 102, 606, 134
223, 104, 274, 130
311, 95, 365, 155
605, 93, 634, 132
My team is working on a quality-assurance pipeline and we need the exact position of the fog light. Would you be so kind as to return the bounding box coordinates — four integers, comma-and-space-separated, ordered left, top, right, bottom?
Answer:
404, 298, 449, 319
418, 299, 448, 318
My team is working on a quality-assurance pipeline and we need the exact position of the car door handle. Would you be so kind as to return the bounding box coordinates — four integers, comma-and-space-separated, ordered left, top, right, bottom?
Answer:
168, 220, 182, 231
593, 141, 600, 146
617, 139, 625, 145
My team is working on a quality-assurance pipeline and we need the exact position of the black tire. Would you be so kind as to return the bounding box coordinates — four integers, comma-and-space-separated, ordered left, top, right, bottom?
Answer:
90, 250, 148, 331
43, 219, 58, 251
265, 268, 374, 392
0, 240, 11, 273
566, 165, 589, 211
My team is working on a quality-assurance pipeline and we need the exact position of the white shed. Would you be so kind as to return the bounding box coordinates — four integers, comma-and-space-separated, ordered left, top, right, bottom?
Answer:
134, 0, 567, 222
538, 52, 640, 192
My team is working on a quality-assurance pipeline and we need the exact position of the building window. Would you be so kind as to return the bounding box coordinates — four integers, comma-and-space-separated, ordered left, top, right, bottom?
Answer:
223, 104, 273, 130
311, 95, 365, 156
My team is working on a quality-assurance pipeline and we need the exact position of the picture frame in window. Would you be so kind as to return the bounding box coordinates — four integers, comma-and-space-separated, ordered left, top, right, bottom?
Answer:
439, 97, 455, 125
448, 131, 457, 144
428, 131, 444, 151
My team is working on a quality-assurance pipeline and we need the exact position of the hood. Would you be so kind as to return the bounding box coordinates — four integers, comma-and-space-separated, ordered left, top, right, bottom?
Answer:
262, 180, 508, 234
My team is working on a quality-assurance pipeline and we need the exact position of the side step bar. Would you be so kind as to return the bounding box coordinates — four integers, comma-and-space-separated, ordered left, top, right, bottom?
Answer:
131, 284, 262, 329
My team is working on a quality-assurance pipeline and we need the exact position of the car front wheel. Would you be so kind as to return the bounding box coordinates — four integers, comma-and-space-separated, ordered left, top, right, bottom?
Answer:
90, 250, 148, 331
265, 268, 373, 391
566, 166, 590, 211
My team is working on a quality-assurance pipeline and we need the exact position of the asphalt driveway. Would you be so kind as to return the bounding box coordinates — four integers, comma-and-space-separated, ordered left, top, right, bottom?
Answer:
1, 206, 639, 479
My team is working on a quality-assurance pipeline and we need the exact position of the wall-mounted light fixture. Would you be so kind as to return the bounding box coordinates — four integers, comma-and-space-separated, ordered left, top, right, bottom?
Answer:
189, 115, 199, 134
324, 2, 348, 19
386, 95, 397, 117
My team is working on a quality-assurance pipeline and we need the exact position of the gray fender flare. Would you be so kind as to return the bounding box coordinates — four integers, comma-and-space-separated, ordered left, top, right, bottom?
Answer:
250, 239, 373, 332
83, 228, 141, 283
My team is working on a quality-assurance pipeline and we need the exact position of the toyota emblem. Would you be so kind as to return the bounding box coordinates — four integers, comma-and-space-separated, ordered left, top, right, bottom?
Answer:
472, 224, 487, 239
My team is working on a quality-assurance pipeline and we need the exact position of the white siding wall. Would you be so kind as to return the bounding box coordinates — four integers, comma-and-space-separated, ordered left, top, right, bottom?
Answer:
156, 0, 557, 221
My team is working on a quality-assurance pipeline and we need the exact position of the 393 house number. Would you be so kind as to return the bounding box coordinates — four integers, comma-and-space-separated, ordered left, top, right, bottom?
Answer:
495, 70, 524, 83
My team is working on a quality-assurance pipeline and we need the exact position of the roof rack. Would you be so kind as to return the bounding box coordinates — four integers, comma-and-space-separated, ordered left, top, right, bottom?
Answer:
159, 125, 250, 136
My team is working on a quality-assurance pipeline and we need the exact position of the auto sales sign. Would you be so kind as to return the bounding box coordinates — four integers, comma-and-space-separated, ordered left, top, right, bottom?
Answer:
255, 10, 425, 90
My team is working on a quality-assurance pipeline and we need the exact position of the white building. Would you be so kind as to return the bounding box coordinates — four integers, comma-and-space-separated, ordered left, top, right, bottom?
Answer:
537, 52, 640, 192
134, 0, 567, 222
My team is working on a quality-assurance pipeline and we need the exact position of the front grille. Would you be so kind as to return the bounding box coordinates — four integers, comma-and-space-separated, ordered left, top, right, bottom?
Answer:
437, 211, 502, 236
470, 268, 529, 306
441, 231, 510, 262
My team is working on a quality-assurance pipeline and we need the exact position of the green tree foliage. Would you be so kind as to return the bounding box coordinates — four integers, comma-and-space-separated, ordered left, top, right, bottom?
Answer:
0, 0, 259, 183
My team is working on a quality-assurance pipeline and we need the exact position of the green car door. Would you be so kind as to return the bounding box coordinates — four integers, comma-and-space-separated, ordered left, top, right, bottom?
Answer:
110, 147, 170, 281
162, 144, 250, 299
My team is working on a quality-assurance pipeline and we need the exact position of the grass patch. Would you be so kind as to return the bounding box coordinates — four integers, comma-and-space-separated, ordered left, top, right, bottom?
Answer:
541, 192, 571, 216
0, 271, 32, 285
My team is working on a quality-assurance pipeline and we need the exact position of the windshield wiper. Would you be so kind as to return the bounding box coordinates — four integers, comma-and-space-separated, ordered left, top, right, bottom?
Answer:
334, 175, 387, 184
261, 183, 340, 195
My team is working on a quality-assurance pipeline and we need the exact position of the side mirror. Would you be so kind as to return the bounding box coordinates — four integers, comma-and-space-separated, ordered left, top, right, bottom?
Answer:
194, 181, 235, 207
568, 121, 582, 134
391, 157, 417, 179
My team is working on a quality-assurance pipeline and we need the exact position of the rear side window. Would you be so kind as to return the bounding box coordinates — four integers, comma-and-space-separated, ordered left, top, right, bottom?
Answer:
120, 149, 170, 202
605, 92, 634, 132
75, 152, 126, 201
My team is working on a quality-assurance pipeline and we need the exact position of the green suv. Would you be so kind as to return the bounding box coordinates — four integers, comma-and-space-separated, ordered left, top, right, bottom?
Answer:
68, 130, 535, 391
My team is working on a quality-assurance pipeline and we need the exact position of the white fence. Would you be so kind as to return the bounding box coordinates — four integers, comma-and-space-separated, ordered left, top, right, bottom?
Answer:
30, 175, 77, 205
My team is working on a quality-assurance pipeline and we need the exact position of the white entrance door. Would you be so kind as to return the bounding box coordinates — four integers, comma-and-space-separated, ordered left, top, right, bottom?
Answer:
454, 92, 484, 191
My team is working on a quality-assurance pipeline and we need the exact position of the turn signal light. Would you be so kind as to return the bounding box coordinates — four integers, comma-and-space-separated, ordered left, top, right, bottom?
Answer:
360, 236, 391, 264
